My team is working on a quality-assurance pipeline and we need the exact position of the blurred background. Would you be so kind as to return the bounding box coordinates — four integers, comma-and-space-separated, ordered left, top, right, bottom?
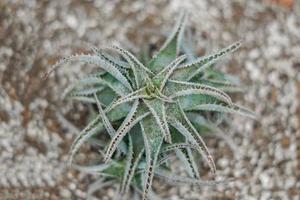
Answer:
0, 0, 299, 199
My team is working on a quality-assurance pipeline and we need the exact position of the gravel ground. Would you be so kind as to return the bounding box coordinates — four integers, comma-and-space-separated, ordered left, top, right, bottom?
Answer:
0, 0, 299, 199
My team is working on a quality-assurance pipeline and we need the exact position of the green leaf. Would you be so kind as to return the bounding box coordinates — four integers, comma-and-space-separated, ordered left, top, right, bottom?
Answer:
106, 45, 154, 89
121, 145, 144, 197
161, 143, 198, 153
152, 54, 186, 91
44, 54, 133, 91
187, 103, 257, 119
73, 163, 110, 174
168, 103, 216, 173
87, 179, 115, 200
175, 149, 199, 178
102, 161, 126, 178
91, 45, 130, 69
68, 87, 105, 98
94, 94, 127, 153
99, 73, 131, 96
185, 148, 200, 178
148, 12, 187, 74
62, 73, 105, 98
172, 40, 242, 81
204, 68, 240, 84
68, 116, 103, 165
121, 135, 134, 193
68, 95, 98, 103
140, 116, 164, 200
188, 113, 239, 154
143, 99, 172, 143
197, 79, 244, 93
94, 93, 116, 137
155, 169, 230, 186
166, 80, 233, 106
107, 88, 149, 112
104, 101, 150, 162
68, 103, 132, 165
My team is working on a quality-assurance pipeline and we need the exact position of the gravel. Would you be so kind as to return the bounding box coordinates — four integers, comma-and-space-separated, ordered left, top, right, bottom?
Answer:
0, 0, 299, 199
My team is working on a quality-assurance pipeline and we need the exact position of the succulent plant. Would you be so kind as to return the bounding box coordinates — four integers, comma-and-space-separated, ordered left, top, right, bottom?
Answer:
45, 12, 256, 200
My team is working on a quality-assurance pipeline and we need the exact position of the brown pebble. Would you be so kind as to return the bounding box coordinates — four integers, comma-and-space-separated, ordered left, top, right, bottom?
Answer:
281, 137, 290, 148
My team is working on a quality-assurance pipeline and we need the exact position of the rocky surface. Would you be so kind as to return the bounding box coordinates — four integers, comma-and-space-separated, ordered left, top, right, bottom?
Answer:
0, 0, 299, 199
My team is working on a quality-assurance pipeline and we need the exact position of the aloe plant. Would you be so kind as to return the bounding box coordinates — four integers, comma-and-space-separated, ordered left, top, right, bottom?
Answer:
45, 12, 255, 200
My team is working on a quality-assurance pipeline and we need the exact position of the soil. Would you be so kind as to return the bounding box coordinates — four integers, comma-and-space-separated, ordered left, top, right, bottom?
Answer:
0, 0, 299, 199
